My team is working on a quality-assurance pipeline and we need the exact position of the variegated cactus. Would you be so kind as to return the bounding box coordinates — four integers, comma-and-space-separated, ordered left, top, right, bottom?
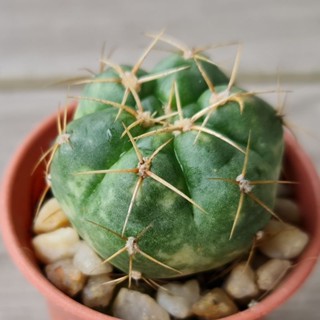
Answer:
46, 33, 285, 282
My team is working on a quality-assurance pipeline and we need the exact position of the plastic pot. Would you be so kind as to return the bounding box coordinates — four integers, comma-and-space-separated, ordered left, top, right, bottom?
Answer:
1, 104, 320, 320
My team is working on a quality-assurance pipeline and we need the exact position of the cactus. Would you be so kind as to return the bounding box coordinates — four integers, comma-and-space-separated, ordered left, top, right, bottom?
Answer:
48, 33, 284, 282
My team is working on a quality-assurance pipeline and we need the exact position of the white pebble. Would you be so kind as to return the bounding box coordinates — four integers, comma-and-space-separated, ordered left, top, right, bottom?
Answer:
275, 198, 301, 224
113, 288, 170, 320
45, 258, 86, 297
192, 288, 238, 320
73, 241, 113, 275
256, 259, 292, 291
223, 262, 259, 301
82, 274, 115, 308
259, 220, 309, 259
33, 198, 69, 234
32, 227, 80, 264
156, 279, 200, 318
248, 299, 259, 308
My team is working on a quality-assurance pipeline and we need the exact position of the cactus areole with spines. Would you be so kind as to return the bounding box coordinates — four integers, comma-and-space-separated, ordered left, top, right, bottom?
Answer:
49, 36, 284, 279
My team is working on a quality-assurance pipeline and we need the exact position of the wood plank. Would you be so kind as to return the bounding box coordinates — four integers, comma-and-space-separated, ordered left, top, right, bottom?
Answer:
1, 0, 320, 82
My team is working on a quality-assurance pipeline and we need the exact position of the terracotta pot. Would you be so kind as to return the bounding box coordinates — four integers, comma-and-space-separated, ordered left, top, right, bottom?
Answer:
1, 104, 320, 320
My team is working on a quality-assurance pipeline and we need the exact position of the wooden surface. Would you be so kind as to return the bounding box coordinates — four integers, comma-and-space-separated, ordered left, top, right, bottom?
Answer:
1, 1, 320, 319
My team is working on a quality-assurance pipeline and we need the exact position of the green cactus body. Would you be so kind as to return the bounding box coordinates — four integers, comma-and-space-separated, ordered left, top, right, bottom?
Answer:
153, 53, 229, 106
50, 49, 284, 279
74, 65, 155, 120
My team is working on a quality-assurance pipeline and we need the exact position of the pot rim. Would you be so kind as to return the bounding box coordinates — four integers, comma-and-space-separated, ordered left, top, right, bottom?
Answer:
1, 106, 320, 320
